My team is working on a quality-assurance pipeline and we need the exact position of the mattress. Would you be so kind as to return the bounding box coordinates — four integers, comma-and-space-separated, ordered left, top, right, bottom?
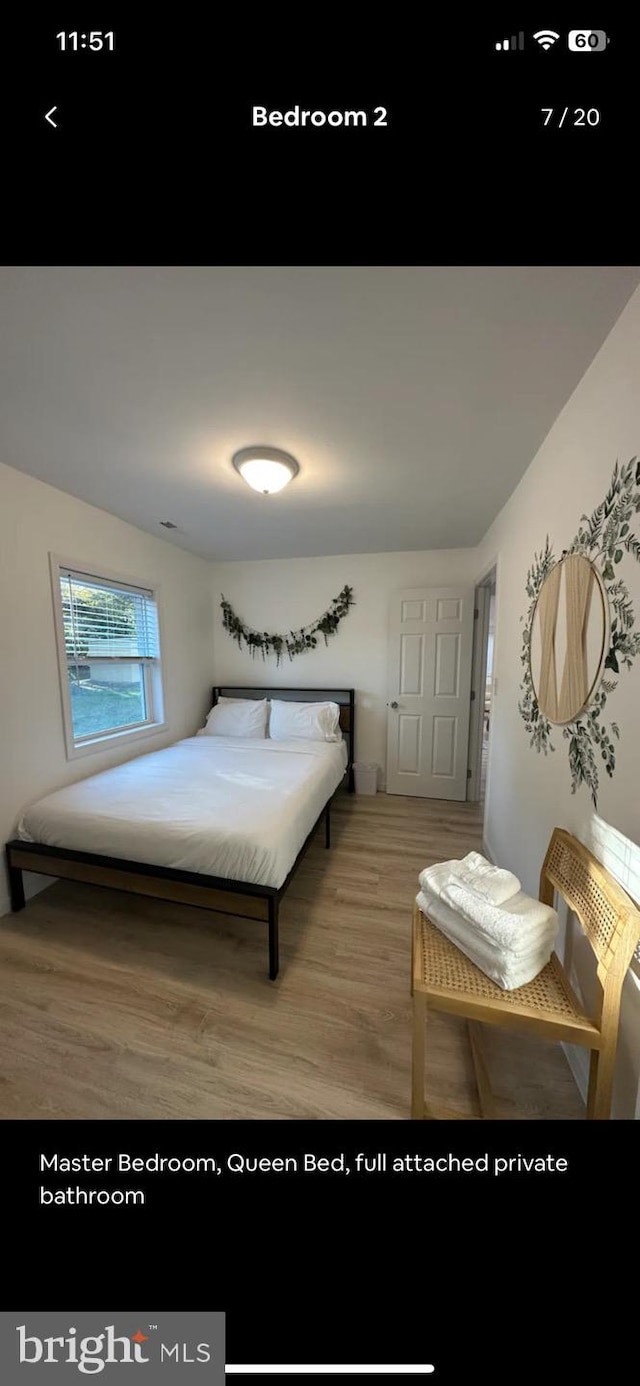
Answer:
17, 735, 348, 889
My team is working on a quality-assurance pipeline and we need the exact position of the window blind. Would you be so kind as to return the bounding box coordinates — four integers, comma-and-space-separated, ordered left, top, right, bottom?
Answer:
60, 569, 160, 661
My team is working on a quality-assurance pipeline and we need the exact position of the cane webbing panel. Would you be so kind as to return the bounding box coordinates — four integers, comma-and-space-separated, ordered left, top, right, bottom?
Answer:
544, 830, 637, 970
416, 909, 597, 1034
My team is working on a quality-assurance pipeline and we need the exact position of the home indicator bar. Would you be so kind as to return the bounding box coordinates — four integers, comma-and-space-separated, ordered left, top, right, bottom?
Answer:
225, 1368, 436, 1376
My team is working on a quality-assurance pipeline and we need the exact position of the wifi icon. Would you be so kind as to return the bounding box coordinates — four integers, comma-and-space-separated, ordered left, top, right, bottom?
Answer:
533, 29, 560, 49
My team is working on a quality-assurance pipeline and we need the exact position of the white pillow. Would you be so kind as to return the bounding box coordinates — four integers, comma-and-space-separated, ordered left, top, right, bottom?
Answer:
203, 697, 268, 738
269, 700, 341, 742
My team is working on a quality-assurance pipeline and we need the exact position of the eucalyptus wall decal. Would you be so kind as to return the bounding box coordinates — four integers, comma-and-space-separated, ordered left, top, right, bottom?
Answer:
519, 457, 640, 806
221, 586, 355, 665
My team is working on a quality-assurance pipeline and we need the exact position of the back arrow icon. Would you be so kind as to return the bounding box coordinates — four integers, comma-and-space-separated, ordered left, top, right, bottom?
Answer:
45, 106, 58, 127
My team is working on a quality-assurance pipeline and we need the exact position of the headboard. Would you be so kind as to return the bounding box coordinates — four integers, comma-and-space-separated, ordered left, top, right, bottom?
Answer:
212, 686, 355, 788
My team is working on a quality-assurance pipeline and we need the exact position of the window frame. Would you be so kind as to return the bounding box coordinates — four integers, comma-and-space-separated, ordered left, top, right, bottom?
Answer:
50, 553, 167, 761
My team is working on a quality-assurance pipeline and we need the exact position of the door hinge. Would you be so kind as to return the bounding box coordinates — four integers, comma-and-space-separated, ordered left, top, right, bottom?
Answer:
474, 608, 479, 619
470, 690, 476, 701
467, 767, 472, 779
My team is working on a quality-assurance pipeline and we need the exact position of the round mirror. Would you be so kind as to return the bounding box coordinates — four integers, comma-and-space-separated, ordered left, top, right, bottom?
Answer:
529, 554, 607, 725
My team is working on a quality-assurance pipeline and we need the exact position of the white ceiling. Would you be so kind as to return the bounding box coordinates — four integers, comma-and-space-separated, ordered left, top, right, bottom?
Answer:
1, 265, 638, 561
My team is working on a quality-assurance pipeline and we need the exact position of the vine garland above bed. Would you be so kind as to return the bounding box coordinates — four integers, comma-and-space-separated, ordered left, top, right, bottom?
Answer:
221, 586, 355, 664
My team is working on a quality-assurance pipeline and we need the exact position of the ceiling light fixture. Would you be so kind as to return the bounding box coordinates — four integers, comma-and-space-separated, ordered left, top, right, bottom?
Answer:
232, 446, 300, 495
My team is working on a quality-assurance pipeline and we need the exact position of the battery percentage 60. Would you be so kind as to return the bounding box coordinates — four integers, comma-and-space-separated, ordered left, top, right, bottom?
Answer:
568, 30, 609, 51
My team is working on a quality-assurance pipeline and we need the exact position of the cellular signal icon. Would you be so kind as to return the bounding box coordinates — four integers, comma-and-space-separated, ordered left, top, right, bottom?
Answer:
533, 29, 560, 49
495, 32, 525, 51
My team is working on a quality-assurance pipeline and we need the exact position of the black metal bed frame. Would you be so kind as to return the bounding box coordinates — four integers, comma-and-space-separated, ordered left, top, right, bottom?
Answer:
5, 686, 355, 980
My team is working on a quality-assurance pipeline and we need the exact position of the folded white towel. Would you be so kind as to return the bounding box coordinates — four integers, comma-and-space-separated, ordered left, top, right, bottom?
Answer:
438, 879, 558, 954
416, 891, 549, 966
415, 887, 551, 964
452, 851, 522, 904
419, 851, 520, 906
416, 892, 554, 991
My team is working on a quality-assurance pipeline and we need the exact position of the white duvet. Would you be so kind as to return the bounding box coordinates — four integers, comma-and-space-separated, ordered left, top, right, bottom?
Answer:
17, 736, 348, 889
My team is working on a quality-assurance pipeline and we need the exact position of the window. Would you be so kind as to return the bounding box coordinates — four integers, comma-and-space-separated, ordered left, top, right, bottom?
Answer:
51, 558, 164, 757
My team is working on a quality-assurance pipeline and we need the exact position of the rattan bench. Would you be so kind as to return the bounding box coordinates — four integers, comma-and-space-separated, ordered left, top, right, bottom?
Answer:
411, 827, 640, 1120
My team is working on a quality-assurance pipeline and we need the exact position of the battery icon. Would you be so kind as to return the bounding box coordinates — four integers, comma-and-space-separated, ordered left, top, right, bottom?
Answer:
568, 30, 609, 51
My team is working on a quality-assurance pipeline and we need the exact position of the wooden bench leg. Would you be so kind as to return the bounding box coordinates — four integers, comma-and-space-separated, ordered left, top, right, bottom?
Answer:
587, 1045, 615, 1120
468, 1022, 497, 1119
411, 991, 426, 1118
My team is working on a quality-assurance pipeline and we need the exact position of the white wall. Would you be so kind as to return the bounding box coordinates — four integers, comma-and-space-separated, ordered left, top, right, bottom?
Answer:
0, 463, 215, 915
476, 285, 640, 1118
211, 549, 477, 782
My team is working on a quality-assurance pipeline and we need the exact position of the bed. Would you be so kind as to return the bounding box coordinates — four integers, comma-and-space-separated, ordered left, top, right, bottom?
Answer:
5, 686, 355, 979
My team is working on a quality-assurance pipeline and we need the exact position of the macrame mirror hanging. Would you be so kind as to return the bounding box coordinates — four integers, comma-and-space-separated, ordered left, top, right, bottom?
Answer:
519, 458, 640, 806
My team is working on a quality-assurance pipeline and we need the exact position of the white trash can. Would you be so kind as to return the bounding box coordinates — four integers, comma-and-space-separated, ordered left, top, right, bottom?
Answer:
354, 762, 378, 795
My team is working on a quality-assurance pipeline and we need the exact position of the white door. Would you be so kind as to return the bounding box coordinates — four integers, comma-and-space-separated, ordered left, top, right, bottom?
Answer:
386, 587, 474, 799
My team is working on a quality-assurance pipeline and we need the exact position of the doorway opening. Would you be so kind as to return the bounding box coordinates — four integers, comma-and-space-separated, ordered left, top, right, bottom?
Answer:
466, 567, 497, 806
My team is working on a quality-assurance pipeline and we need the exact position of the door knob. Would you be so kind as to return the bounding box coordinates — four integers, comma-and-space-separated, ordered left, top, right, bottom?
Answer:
390, 701, 399, 709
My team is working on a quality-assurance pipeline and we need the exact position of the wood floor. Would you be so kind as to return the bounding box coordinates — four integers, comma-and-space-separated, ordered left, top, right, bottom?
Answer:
0, 791, 584, 1119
